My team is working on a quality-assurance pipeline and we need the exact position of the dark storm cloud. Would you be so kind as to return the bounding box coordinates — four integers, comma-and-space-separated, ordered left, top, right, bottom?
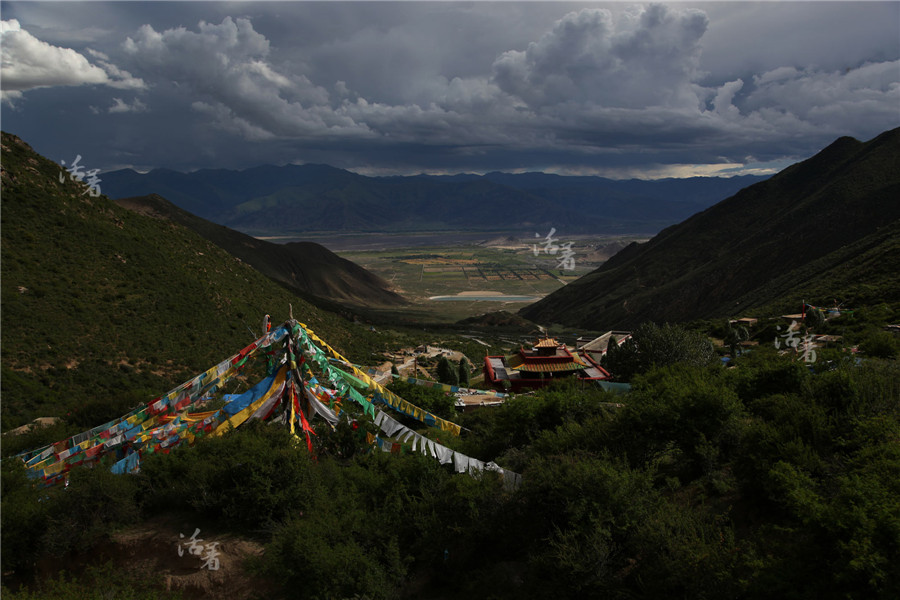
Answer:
1, 2, 898, 178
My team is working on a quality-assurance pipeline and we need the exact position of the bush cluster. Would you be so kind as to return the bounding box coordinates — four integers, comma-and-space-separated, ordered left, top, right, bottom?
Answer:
3, 349, 899, 599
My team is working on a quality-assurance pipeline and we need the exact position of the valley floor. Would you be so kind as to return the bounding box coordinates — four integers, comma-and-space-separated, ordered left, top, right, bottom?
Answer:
324, 233, 647, 323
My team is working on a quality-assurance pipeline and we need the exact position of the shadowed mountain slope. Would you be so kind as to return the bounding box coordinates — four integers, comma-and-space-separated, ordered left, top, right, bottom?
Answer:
115, 193, 407, 307
520, 128, 900, 330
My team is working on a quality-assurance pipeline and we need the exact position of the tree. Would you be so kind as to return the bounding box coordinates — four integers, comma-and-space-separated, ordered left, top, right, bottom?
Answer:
390, 364, 400, 377
458, 357, 470, 386
436, 356, 458, 386
602, 322, 717, 382
804, 308, 825, 330
604, 335, 621, 369
725, 322, 749, 358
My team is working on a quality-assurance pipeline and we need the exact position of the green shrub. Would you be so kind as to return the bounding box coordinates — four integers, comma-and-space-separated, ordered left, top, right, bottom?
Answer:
611, 365, 745, 478
1, 562, 184, 600
138, 420, 316, 530
41, 465, 142, 558
1, 459, 50, 581
386, 380, 457, 420
859, 330, 900, 359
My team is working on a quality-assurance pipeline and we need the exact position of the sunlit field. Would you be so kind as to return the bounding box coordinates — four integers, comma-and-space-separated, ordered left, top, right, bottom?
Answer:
334, 234, 647, 322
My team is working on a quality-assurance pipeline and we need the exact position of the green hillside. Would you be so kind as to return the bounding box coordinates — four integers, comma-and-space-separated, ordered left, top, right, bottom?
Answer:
521, 128, 900, 330
0, 132, 390, 432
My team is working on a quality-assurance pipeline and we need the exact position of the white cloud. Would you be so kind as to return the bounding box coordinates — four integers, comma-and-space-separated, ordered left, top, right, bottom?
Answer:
0, 19, 144, 103
109, 97, 147, 113
543, 161, 784, 180
492, 5, 708, 109
713, 79, 744, 117
742, 60, 900, 137
120, 17, 366, 139
2, 90, 24, 103
755, 66, 799, 87
699, 2, 899, 83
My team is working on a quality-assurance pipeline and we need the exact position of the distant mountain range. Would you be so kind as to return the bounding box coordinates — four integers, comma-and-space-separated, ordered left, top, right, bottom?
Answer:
520, 128, 900, 330
115, 193, 407, 308
101, 164, 767, 236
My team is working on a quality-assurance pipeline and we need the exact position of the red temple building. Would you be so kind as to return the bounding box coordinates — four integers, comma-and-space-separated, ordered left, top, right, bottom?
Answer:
483, 337, 611, 392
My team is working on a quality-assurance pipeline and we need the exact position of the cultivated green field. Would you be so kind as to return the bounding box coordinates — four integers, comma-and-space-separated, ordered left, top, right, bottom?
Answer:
337, 234, 646, 323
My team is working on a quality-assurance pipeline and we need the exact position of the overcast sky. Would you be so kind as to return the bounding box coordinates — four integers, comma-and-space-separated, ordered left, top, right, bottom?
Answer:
2, 1, 898, 178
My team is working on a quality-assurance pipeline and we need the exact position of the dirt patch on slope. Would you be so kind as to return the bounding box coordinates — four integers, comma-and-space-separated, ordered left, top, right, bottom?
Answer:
34, 515, 277, 599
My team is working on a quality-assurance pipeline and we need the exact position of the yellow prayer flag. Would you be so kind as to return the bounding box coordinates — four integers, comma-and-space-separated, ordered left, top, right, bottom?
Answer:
43, 461, 64, 476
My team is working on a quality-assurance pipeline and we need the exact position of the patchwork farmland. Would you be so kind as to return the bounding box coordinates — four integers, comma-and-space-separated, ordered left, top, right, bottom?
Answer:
335, 234, 646, 322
